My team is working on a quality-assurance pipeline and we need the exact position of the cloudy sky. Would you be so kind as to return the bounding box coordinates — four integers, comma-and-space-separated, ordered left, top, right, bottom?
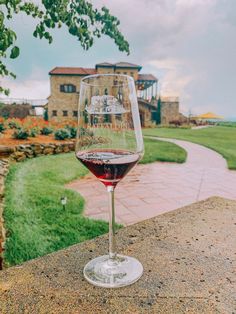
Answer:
1, 0, 236, 117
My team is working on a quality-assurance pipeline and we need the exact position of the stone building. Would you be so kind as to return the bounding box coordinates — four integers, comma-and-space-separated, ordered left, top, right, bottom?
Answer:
159, 97, 180, 125
48, 62, 180, 126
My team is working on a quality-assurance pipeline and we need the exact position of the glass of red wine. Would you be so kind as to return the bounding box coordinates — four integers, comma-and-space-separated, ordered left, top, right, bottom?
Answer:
76, 74, 144, 288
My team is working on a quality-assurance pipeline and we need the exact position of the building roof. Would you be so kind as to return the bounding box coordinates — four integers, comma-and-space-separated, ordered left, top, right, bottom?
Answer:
115, 62, 142, 69
49, 67, 97, 76
137, 74, 157, 81
49, 66, 157, 81
95, 62, 142, 71
95, 62, 113, 67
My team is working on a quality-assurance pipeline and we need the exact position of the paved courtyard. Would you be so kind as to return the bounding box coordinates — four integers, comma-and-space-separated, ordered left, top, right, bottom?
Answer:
67, 138, 236, 225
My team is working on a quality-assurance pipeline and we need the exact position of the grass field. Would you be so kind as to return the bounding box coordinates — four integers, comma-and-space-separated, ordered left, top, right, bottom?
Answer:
4, 138, 186, 266
143, 126, 236, 170
141, 138, 186, 164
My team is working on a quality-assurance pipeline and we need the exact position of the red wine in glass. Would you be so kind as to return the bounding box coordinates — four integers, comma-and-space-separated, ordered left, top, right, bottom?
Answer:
76, 149, 140, 187
77, 74, 144, 288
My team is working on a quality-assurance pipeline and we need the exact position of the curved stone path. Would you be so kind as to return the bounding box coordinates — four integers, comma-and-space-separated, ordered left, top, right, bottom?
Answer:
67, 138, 236, 225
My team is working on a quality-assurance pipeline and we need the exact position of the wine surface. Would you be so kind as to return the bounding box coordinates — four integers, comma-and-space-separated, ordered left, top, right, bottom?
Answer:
76, 149, 140, 187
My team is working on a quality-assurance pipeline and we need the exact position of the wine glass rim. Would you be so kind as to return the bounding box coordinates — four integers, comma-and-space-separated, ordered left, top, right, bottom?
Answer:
81, 74, 134, 87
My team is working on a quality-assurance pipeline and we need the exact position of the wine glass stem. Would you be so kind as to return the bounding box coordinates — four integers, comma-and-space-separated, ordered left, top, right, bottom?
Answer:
107, 185, 117, 260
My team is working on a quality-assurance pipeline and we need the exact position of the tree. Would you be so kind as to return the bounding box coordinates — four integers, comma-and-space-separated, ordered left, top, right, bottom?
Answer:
156, 95, 161, 124
0, 0, 130, 95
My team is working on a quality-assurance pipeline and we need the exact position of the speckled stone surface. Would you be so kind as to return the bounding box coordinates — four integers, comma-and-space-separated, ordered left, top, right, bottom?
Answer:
0, 197, 236, 314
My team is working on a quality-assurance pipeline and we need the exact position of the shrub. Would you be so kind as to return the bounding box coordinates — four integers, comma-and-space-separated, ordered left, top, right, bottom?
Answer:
54, 128, 71, 140
66, 125, 77, 138
0, 123, 5, 133
41, 127, 53, 135
8, 119, 21, 129
78, 127, 93, 137
217, 122, 236, 128
29, 127, 39, 137
13, 128, 29, 140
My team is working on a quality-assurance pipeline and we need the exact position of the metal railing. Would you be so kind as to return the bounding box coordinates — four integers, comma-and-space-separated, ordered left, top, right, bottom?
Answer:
0, 98, 48, 107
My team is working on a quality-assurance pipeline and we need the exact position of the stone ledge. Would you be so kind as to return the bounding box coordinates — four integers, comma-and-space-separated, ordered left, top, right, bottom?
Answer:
0, 197, 236, 313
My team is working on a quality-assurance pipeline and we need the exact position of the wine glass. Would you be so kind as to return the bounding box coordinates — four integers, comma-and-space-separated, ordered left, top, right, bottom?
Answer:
76, 74, 144, 288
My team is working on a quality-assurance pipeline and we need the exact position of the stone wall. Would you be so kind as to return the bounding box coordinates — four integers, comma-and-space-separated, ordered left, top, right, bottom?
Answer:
138, 101, 154, 127
48, 75, 81, 121
96, 66, 139, 80
0, 158, 9, 270
160, 100, 179, 124
10, 142, 75, 162
48, 68, 139, 121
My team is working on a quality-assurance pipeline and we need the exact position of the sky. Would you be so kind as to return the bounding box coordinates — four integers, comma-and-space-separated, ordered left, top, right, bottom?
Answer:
1, 0, 236, 118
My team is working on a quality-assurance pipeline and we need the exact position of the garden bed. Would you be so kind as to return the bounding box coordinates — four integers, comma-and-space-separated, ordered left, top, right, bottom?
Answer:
0, 129, 72, 146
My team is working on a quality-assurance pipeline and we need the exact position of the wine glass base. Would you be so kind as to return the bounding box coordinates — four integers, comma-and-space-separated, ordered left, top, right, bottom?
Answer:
83, 254, 143, 288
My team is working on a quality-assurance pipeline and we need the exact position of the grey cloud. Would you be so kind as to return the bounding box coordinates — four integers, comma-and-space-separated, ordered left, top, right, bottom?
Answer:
3, 0, 236, 117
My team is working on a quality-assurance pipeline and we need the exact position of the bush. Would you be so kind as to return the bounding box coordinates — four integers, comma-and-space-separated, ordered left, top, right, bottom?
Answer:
54, 128, 71, 140
13, 128, 29, 140
78, 127, 93, 137
66, 125, 77, 138
29, 127, 39, 137
41, 127, 53, 135
158, 124, 191, 129
8, 119, 21, 129
0, 123, 5, 133
217, 122, 236, 128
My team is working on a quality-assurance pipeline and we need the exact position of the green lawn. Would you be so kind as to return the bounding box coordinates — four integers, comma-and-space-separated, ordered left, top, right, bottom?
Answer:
143, 126, 236, 170
3, 138, 186, 266
3, 154, 109, 266
141, 138, 186, 164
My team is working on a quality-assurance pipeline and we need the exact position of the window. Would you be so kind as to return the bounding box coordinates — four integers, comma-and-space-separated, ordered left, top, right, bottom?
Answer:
73, 110, 78, 117
130, 72, 134, 77
63, 110, 68, 117
52, 110, 57, 117
60, 84, 76, 93
124, 72, 127, 75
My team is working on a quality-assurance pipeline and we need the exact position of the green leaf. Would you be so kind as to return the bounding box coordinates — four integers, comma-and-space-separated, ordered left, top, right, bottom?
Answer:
10, 46, 20, 59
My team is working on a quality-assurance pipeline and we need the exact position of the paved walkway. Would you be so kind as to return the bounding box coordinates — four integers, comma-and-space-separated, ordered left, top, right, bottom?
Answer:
67, 138, 236, 225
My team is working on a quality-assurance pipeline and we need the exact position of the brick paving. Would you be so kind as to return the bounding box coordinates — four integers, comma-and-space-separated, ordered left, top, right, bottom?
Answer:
67, 138, 236, 225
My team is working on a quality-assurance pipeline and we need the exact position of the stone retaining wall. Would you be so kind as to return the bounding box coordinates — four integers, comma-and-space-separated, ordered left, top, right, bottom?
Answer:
0, 141, 75, 268
12, 142, 75, 162
0, 158, 9, 270
0, 142, 75, 162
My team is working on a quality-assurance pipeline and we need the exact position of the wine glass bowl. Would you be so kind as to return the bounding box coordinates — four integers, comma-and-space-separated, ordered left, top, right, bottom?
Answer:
76, 74, 144, 288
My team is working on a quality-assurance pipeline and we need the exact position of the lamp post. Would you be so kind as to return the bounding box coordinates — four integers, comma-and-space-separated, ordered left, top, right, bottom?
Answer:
61, 196, 67, 210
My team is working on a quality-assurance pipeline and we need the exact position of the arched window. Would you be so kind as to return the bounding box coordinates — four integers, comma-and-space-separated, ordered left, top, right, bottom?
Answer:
60, 84, 76, 93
